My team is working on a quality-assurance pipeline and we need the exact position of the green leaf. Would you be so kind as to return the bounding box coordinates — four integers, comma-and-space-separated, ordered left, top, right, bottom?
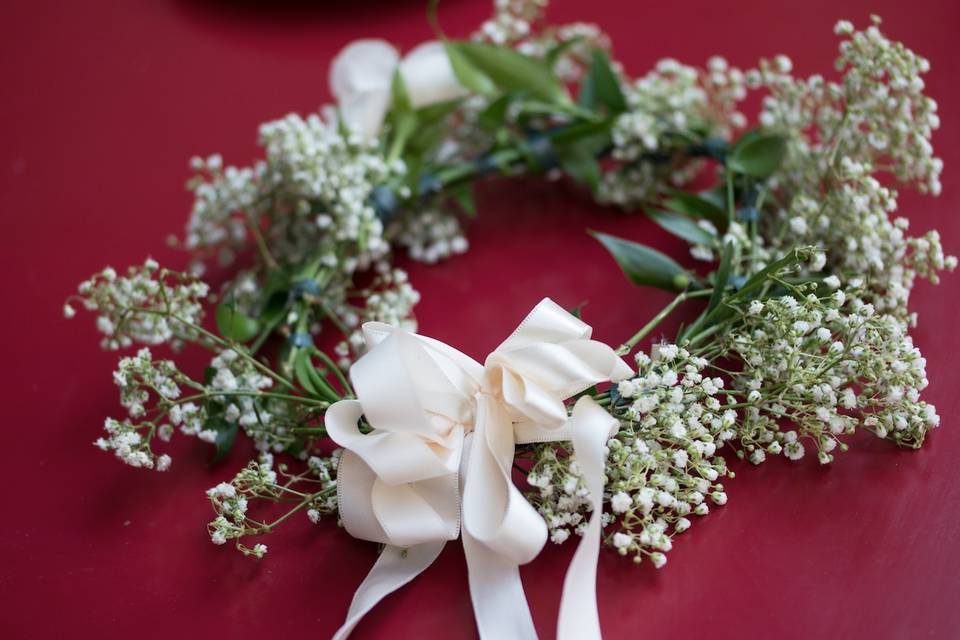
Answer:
306, 361, 338, 402
591, 231, 694, 292
445, 41, 568, 104
678, 241, 734, 343
416, 99, 461, 125
727, 130, 787, 178
444, 42, 498, 95
215, 301, 260, 343
557, 142, 601, 192
384, 71, 419, 164
293, 349, 319, 396
451, 183, 476, 217
572, 384, 599, 401
706, 241, 735, 315
730, 127, 764, 150
662, 191, 728, 233
578, 50, 627, 113
545, 37, 582, 69
646, 209, 716, 246
478, 93, 513, 131
692, 247, 810, 335
294, 349, 340, 403
390, 68, 413, 114
408, 100, 462, 153
391, 110, 418, 148
259, 268, 291, 324
402, 150, 424, 195
208, 415, 238, 464
203, 366, 217, 385
548, 118, 613, 154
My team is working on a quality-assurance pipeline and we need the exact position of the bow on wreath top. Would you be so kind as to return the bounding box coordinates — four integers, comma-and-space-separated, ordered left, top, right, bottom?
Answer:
326, 298, 632, 639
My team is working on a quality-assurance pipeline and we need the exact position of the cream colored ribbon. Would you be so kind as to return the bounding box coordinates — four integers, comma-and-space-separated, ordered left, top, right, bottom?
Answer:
326, 298, 631, 639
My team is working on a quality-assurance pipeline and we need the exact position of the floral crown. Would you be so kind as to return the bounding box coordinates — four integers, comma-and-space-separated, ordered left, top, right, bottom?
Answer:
66, 2, 953, 638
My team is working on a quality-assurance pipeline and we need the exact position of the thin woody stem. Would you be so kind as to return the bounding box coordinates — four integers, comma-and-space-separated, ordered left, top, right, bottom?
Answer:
618, 288, 713, 355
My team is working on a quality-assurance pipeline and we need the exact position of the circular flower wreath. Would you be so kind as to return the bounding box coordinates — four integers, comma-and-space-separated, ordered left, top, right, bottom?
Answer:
66, 1, 954, 637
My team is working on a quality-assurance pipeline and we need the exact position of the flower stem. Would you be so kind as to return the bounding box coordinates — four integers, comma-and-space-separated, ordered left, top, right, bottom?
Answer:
618, 289, 713, 355
246, 218, 278, 270
130, 305, 298, 392
175, 390, 329, 407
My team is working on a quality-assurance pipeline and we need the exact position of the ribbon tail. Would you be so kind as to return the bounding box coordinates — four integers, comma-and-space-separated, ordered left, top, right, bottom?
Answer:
459, 432, 539, 640
462, 523, 539, 640
556, 396, 618, 640
332, 541, 446, 640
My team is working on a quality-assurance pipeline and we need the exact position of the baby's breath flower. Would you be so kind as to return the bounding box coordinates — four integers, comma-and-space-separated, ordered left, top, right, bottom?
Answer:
724, 285, 937, 460
599, 55, 747, 209
69, 261, 208, 350
394, 208, 469, 264
333, 268, 421, 361
207, 452, 338, 557
525, 345, 730, 563
752, 19, 955, 325
186, 114, 398, 274
96, 418, 154, 469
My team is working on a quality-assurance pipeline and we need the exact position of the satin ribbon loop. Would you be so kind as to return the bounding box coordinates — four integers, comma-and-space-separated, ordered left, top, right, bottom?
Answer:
327, 298, 631, 640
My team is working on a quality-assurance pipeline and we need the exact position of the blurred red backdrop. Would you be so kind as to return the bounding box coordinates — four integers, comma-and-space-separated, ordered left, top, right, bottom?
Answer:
2, 0, 959, 638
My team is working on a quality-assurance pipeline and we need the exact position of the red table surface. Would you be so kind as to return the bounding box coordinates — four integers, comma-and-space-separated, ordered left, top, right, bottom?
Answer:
3, 0, 959, 638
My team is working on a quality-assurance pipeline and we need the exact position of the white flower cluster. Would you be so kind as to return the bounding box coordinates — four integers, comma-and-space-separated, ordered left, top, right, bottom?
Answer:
184, 153, 259, 270
599, 57, 747, 208
333, 268, 421, 365
526, 344, 731, 566
258, 113, 399, 270
614, 57, 747, 161
95, 417, 171, 471
758, 17, 942, 196
687, 217, 757, 265
475, 0, 608, 85
179, 113, 424, 380
724, 287, 939, 464
475, 0, 548, 46
93, 348, 187, 470
780, 158, 955, 327
112, 347, 184, 417
68, 259, 209, 350
168, 400, 214, 443
206, 349, 293, 453
525, 449, 592, 546
185, 112, 401, 275
596, 161, 662, 210
305, 452, 341, 524
208, 451, 339, 555
751, 19, 954, 322
393, 208, 469, 264
208, 480, 247, 546
536, 22, 611, 84
94, 341, 301, 471
207, 452, 279, 556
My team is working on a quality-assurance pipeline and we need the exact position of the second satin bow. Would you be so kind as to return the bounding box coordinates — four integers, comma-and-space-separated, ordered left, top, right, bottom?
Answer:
326, 298, 632, 639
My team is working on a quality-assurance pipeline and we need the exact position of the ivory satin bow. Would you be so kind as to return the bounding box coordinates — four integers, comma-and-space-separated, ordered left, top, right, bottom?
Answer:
326, 298, 632, 639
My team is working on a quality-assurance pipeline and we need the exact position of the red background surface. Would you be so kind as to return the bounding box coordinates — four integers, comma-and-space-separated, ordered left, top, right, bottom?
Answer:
3, 0, 959, 638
